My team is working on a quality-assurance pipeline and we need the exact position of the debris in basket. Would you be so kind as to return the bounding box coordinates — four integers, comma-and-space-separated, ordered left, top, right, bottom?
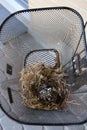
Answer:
20, 62, 71, 110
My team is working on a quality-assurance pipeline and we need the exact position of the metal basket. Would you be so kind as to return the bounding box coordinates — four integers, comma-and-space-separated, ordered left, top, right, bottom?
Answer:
0, 7, 87, 125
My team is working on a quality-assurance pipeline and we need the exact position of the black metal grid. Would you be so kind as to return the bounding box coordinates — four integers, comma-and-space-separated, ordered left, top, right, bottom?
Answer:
0, 7, 87, 125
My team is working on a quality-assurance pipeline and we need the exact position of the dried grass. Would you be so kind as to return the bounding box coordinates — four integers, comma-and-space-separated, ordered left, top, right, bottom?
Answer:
20, 62, 70, 110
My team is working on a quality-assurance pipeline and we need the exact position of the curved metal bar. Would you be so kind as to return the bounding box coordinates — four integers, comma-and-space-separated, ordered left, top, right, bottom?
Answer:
0, 6, 85, 32
73, 21, 87, 58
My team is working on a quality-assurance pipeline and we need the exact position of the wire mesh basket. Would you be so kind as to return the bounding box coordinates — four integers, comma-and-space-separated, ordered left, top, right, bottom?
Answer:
0, 7, 87, 125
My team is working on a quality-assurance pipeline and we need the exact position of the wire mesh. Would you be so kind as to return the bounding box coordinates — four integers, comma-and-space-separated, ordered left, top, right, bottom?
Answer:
0, 7, 87, 125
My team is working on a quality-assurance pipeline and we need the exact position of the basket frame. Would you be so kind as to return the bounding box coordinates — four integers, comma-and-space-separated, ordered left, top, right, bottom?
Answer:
0, 6, 87, 125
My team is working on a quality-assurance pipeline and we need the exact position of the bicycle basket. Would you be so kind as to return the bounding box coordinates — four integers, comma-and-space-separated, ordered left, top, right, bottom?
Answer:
0, 7, 87, 125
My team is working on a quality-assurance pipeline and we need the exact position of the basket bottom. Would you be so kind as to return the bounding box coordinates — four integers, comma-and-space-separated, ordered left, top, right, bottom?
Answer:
0, 78, 87, 125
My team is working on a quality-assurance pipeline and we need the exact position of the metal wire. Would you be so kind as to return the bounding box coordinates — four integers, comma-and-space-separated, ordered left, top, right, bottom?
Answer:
0, 7, 87, 125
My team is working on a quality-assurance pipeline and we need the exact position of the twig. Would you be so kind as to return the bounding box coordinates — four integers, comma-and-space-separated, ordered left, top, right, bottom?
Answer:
67, 100, 80, 105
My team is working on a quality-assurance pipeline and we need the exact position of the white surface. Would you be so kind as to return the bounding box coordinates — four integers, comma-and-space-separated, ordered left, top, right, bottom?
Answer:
64, 125, 84, 130
44, 126, 64, 130
0, 0, 27, 13
23, 125, 42, 130
0, 116, 23, 130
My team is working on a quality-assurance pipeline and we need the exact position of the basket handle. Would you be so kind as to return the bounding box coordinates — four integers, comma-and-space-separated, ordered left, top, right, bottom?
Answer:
24, 49, 60, 68
84, 21, 87, 51
73, 21, 87, 58
72, 22, 87, 76
84, 21, 87, 58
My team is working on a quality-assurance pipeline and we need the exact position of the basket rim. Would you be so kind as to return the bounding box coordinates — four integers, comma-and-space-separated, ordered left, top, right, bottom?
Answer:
0, 6, 85, 32
24, 48, 60, 67
1, 102, 87, 126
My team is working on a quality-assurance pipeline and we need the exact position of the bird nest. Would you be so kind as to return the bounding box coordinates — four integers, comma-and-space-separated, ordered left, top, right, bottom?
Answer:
20, 62, 70, 110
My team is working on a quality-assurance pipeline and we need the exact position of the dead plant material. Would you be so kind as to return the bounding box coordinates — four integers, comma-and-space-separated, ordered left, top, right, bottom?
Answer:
20, 62, 70, 110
